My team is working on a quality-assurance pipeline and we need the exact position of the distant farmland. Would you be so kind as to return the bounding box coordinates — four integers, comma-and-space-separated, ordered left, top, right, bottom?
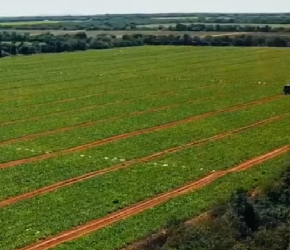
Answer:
151, 16, 199, 20
2, 29, 288, 38
0, 29, 246, 37
138, 22, 290, 28
1, 46, 290, 250
0, 20, 60, 26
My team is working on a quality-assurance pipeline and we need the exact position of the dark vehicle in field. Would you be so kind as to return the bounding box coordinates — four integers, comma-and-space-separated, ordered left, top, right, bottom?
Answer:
284, 84, 290, 95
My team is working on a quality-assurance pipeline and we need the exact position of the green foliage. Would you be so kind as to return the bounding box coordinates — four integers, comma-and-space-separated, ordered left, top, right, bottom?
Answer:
1, 28, 290, 58
1, 13, 290, 31
1, 47, 290, 250
228, 189, 260, 238
149, 168, 290, 250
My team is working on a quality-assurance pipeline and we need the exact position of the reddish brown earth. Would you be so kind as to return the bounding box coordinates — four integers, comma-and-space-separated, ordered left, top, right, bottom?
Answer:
0, 90, 176, 126
4, 87, 180, 112
18, 143, 290, 250
4, 81, 216, 111
0, 80, 259, 126
0, 94, 282, 170
0, 85, 263, 146
0, 111, 287, 208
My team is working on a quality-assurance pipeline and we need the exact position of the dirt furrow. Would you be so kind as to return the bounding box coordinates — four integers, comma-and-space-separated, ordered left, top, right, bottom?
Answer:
0, 80, 259, 126
5, 89, 128, 110
0, 85, 261, 146
0, 112, 287, 208
0, 90, 176, 126
5, 85, 199, 112
0, 105, 177, 146
3, 81, 214, 112
229, 144, 290, 173
0, 48, 262, 102
0, 94, 282, 170
17, 143, 290, 250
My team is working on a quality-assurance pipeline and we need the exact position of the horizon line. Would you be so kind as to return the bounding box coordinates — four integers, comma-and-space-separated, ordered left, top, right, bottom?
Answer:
1, 11, 290, 18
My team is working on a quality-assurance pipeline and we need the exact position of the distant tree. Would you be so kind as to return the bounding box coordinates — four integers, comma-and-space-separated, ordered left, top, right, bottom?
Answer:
29, 45, 37, 54
18, 44, 30, 55
175, 23, 188, 31
229, 189, 259, 238
122, 34, 131, 40
10, 43, 17, 55
56, 41, 63, 53
183, 34, 192, 45
74, 32, 87, 40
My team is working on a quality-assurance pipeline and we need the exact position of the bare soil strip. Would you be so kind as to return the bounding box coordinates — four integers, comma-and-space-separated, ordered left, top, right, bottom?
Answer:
17, 143, 290, 250
4, 85, 194, 112
0, 90, 176, 126
1, 78, 256, 125
0, 103, 180, 146
0, 112, 287, 208
3, 78, 216, 111
210, 32, 249, 37
0, 47, 255, 102
0, 94, 282, 170
0, 85, 261, 146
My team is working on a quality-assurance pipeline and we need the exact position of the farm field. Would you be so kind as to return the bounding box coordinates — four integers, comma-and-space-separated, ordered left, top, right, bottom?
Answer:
0, 29, 253, 37
151, 16, 199, 20
2, 29, 288, 39
1, 46, 290, 250
0, 20, 60, 26
138, 22, 290, 28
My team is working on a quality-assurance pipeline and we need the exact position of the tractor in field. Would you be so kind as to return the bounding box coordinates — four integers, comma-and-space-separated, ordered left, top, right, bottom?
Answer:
284, 84, 290, 95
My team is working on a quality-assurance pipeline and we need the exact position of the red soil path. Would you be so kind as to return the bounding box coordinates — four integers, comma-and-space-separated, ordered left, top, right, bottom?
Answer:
4, 86, 183, 112
17, 143, 290, 250
4, 80, 216, 111
0, 112, 287, 208
0, 90, 175, 126
0, 94, 282, 170
0, 80, 262, 126
0, 85, 266, 146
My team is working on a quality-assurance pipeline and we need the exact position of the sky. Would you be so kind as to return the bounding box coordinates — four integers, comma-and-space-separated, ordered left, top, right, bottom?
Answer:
0, 0, 289, 17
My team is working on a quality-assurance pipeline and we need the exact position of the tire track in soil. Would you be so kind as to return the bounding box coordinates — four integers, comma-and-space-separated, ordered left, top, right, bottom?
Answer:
0, 102, 188, 146
17, 143, 290, 250
0, 48, 281, 105
1, 112, 288, 208
0, 94, 282, 171
4, 74, 232, 112
0, 48, 263, 100
2, 82, 211, 112
0, 53, 207, 103
0, 75, 175, 108
0, 90, 176, 126
2, 79, 230, 125
3, 88, 148, 111
0, 49, 203, 93
0, 85, 275, 146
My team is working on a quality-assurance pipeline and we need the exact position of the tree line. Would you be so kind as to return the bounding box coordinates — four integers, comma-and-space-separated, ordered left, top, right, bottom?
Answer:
1, 31, 290, 58
170, 23, 290, 33
1, 13, 290, 32
2, 22, 290, 33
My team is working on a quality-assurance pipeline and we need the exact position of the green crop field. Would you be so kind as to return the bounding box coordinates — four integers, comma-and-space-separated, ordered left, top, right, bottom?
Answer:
151, 16, 199, 20
138, 22, 290, 28
1, 29, 233, 37
0, 20, 60, 26
1, 46, 290, 250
